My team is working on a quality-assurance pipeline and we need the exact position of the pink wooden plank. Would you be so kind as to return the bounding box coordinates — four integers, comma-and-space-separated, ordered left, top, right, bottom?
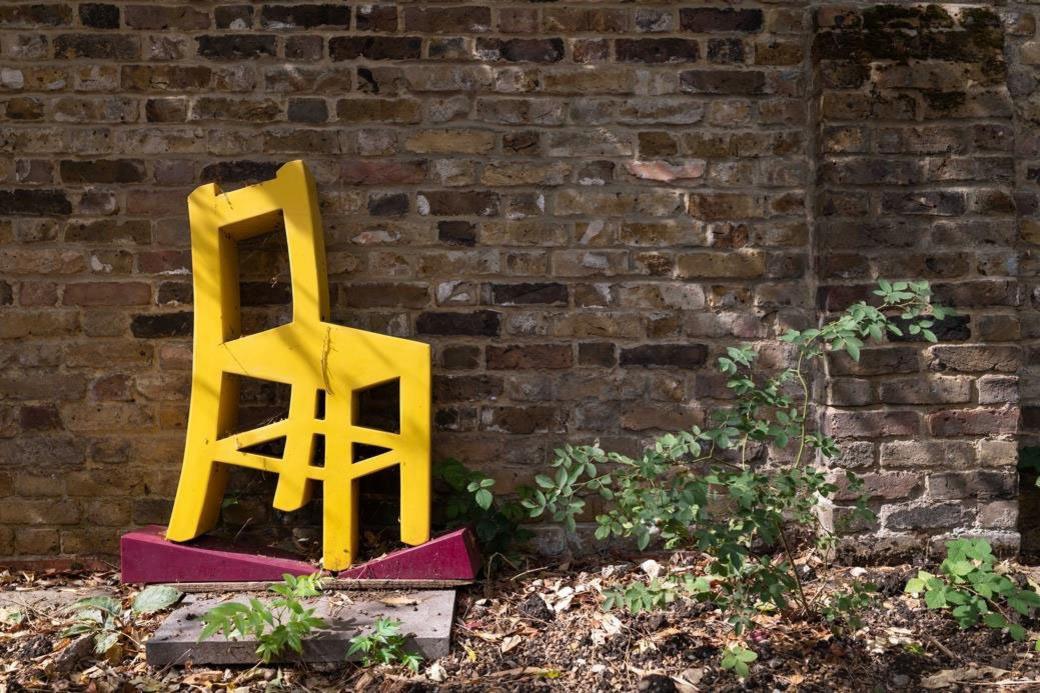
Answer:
120, 525, 315, 584
338, 527, 481, 580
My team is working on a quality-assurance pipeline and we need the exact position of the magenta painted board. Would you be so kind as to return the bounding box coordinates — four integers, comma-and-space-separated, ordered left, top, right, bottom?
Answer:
338, 528, 481, 580
120, 525, 315, 584
121, 525, 481, 584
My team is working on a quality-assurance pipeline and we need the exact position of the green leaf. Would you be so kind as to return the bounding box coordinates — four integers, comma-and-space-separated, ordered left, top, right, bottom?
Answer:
474, 488, 493, 511
132, 585, 183, 615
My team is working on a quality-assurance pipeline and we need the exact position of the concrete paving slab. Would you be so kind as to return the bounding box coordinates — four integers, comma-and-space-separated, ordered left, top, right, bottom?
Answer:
146, 590, 455, 667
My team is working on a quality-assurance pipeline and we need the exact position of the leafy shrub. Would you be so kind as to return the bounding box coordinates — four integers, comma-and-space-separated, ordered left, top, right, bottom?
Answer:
200, 572, 326, 663
65, 585, 183, 659
346, 617, 422, 672
523, 280, 949, 676
906, 538, 1040, 645
434, 458, 531, 558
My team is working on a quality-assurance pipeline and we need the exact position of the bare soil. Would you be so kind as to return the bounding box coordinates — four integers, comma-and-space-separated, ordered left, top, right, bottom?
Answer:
2, 552, 1040, 692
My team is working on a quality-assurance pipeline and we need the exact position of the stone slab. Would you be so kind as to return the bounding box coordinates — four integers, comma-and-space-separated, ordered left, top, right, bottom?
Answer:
146, 590, 455, 667
338, 527, 481, 580
121, 525, 316, 584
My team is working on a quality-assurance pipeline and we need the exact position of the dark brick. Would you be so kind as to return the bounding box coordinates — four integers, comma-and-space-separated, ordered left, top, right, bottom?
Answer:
131, 312, 193, 338
368, 192, 409, 217
200, 160, 280, 184
79, 4, 119, 29
438, 221, 476, 246
19, 404, 61, 431
157, 282, 192, 305
146, 98, 188, 123
420, 191, 499, 217
616, 38, 699, 64
578, 342, 616, 367
260, 4, 350, 29
5, 97, 44, 120
707, 38, 745, 63
680, 70, 766, 94
0, 189, 72, 216
287, 98, 327, 123
440, 345, 480, 369
476, 38, 565, 63
490, 283, 568, 306
0, 282, 11, 306
417, 311, 501, 336
0, 4, 72, 27
215, 5, 252, 29
54, 34, 138, 60
124, 5, 208, 30
680, 8, 763, 32
240, 282, 291, 307
404, 6, 491, 34
356, 5, 397, 31
342, 283, 428, 309
487, 344, 572, 369
60, 159, 145, 184
329, 36, 421, 61
620, 344, 708, 369
285, 35, 323, 60
434, 375, 503, 402
197, 35, 276, 60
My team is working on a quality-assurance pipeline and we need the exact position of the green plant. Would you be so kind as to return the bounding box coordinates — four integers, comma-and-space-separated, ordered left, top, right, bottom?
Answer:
721, 643, 758, 679
522, 280, 949, 673
346, 617, 422, 672
602, 574, 711, 613
820, 580, 877, 634
200, 572, 326, 663
905, 538, 1040, 645
434, 458, 531, 557
65, 585, 183, 658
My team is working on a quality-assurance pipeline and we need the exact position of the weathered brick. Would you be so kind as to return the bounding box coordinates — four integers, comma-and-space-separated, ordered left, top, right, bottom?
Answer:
477, 38, 565, 63
620, 344, 707, 369
329, 36, 421, 61
260, 4, 349, 29
131, 312, 192, 338
928, 408, 1018, 437
616, 39, 699, 64
0, 189, 72, 216
54, 33, 138, 59
404, 6, 490, 34
79, 4, 119, 29
197, 35, 276, 60
824, 410, 921, 439
680, 8, 763, 33
417, 310, 500, 336
124, 5, 208, 30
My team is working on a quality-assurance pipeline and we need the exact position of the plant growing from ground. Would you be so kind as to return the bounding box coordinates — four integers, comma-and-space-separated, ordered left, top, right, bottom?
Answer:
200, 572, 326, 663
906, 538, 1040, 646
346, 617, 422, 672
434, 458, 531, 559
523, 280, 949, 677
65, 585, 183, 659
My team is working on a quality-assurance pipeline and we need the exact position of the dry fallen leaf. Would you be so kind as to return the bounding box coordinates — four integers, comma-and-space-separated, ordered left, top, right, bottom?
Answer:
501, 635, 523, 653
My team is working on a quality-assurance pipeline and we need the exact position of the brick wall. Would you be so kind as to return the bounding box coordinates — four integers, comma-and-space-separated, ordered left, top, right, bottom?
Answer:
0, 2, 1031, 562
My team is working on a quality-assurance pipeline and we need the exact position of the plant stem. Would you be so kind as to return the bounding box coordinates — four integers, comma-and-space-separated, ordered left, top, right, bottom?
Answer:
776, 522, 809, 613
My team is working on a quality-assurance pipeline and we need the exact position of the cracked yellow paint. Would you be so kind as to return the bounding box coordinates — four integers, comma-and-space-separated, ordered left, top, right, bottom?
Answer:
166, 160, 431, 570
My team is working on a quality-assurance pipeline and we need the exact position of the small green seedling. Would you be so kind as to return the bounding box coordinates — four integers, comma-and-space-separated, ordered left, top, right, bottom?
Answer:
200, 572, 326, 663
346, 617, 423, 672
721, 643, 758, 678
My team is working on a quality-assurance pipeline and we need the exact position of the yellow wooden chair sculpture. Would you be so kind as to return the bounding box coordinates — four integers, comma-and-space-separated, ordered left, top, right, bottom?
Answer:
166, 160, 431, 571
